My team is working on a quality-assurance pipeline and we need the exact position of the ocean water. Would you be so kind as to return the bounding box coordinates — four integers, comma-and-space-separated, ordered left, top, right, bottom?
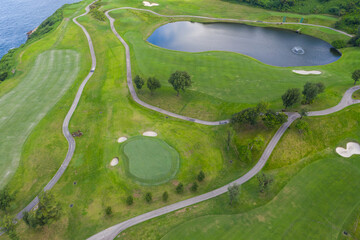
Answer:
0, 0, 81, 59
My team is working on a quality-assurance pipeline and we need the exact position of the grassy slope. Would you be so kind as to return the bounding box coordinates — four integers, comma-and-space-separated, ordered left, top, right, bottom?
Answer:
0, 50, 80, 189
5, 3, 272, 239
108, 8, 358, 121
121, 104, 360, 240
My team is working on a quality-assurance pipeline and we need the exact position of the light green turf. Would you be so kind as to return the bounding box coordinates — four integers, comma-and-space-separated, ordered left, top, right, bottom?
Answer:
0, 49, 79, 188
121, 136, 180, 185
162, 156, 360, 240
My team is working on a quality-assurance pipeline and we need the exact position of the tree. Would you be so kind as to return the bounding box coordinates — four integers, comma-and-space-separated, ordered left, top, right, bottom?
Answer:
147, 77, 161, 95
145, 192, 152, 203
299, 108, 308, 118
302, 82, 325, 104
0, 187, 15, 211
262, 110, 287, 129
105, 206, 112, 216
248, 135, 264, 151
176, 183, 184, 194
257, 173, 273, 193
295, 119, 309, 134
126, 196, 134, 206
190, 182, 198, 192
352, 70, 360, 85
231, 107, 260, 126
331, 40, 347, 49
23, 191, 62, 228
1, 215, 17, 240
281, 88, 300, 108
197, 171, 205, 182
228, 184, 240, 206
162, 191, 169, 202
134, 75, 144, 91
0, 72, 8, 82
168, 71, 192, 96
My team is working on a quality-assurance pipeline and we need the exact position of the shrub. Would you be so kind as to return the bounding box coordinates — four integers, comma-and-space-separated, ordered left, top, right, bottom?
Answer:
176, 183, 184, 194
145, 192, 152, 203
190, 182, 198, 192
105, 206, 112, 216
126, 196, 134, 206
162, 191, 169, 202
331, 40, 347, 49
197, 171, 205, 182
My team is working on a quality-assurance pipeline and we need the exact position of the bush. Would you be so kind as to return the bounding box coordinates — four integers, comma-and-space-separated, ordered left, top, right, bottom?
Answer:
0, 187, 15, 211
190, 182, 198, 192
126, 196, 134, 206
145, 192, 152, 203
105, 206, 112, 216
331, 40, 347, 49
197, 171, 205, 182
162, 191, 169, 202
176, 183, 184, 194
295, 119, 310, 134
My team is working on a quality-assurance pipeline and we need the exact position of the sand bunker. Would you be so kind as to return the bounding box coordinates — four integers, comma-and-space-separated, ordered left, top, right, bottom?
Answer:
292, 70, 322, 75
143, 131, 158, 137
110, 157, 119, 166
336, 142, 360, 158
143, 1, 159, 6
117, 137, 127, 143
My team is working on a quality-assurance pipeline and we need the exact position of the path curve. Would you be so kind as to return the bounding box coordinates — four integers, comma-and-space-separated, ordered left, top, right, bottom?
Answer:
12, 1, 97, 221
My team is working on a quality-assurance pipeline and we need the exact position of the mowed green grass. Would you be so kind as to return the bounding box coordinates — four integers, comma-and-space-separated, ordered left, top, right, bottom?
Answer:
0, 50, 79, 188
162, 156, 360, 240
121, 136, 180, 185
110, 9, 359, 120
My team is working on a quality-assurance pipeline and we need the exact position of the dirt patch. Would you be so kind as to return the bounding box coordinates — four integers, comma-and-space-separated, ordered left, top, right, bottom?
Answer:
171, 180, 179, 186
175, 208, 186, 215
72, 130, 83, 137
256, 215, 266, 222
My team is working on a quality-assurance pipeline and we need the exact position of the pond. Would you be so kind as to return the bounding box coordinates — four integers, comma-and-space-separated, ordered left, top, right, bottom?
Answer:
147, 21, 341, 67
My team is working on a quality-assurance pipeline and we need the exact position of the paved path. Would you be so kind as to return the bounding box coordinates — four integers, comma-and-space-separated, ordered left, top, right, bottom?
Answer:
87, 8, 358, 239
12, 1, 97, 221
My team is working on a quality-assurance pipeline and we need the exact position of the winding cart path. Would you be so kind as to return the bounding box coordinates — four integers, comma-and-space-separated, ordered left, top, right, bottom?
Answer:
86, 8, 359, 240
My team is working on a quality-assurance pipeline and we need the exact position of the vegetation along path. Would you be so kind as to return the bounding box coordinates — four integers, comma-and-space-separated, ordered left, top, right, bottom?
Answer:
86, 8, 359, 239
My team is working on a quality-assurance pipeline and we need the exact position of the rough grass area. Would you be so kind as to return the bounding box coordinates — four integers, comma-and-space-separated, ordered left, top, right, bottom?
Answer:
121, 136, 180, 185
161, 156, 360, 240
0, 49, 79, 188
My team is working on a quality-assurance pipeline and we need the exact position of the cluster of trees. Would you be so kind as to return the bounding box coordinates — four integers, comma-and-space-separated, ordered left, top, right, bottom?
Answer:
22, 192, 62, 229
125, 171, 205, 206
257, 173, 273, 193
281, 82, 325, 108
134, 71, 192, 96
0, 48, 16, 83
231, 102, 287, 128
28, 7, 64, 40
89, 0, 106, 21
0, 188, 17, 239
226, 0, 360, 34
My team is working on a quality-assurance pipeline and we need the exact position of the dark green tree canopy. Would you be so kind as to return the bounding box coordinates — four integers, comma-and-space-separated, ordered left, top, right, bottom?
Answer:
302, 82, 326, 104
352, 69, 360, 85
262, 110, 287, 129
168, 71, 192, 96
0, 187, 15, 211
134, 75, 144, 90
281, 88, 301, 108
147, 77, 161, 95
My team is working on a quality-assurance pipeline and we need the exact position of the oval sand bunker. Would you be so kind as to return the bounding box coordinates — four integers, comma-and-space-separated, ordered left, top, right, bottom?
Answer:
110, 157, 119, 166
121, 136, 179, 185
143, 131, 157, 137
117, 137, 127, 143
292, 70, 322, 75
336, 142, 360, 158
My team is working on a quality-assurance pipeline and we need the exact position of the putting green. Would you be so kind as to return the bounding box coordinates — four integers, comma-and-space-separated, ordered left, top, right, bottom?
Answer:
120, 136, 180, 185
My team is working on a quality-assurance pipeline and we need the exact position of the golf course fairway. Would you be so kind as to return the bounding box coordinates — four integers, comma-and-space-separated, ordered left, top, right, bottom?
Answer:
0, 49, 79, 188
121, 136, 180, 185
161, 156, 360, 239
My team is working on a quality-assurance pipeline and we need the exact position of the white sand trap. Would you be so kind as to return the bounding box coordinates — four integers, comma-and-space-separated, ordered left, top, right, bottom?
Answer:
143, 131, 158, 137
110, 157, 119, 166
143, 1, 159, 6
336, 142, 360, 158
117, 137, 127, 143
292, 70, 322, 75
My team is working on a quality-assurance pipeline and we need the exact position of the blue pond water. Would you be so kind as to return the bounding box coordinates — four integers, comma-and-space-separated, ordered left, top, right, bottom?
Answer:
147, 21, 341, 67
0, 0, 80, 59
